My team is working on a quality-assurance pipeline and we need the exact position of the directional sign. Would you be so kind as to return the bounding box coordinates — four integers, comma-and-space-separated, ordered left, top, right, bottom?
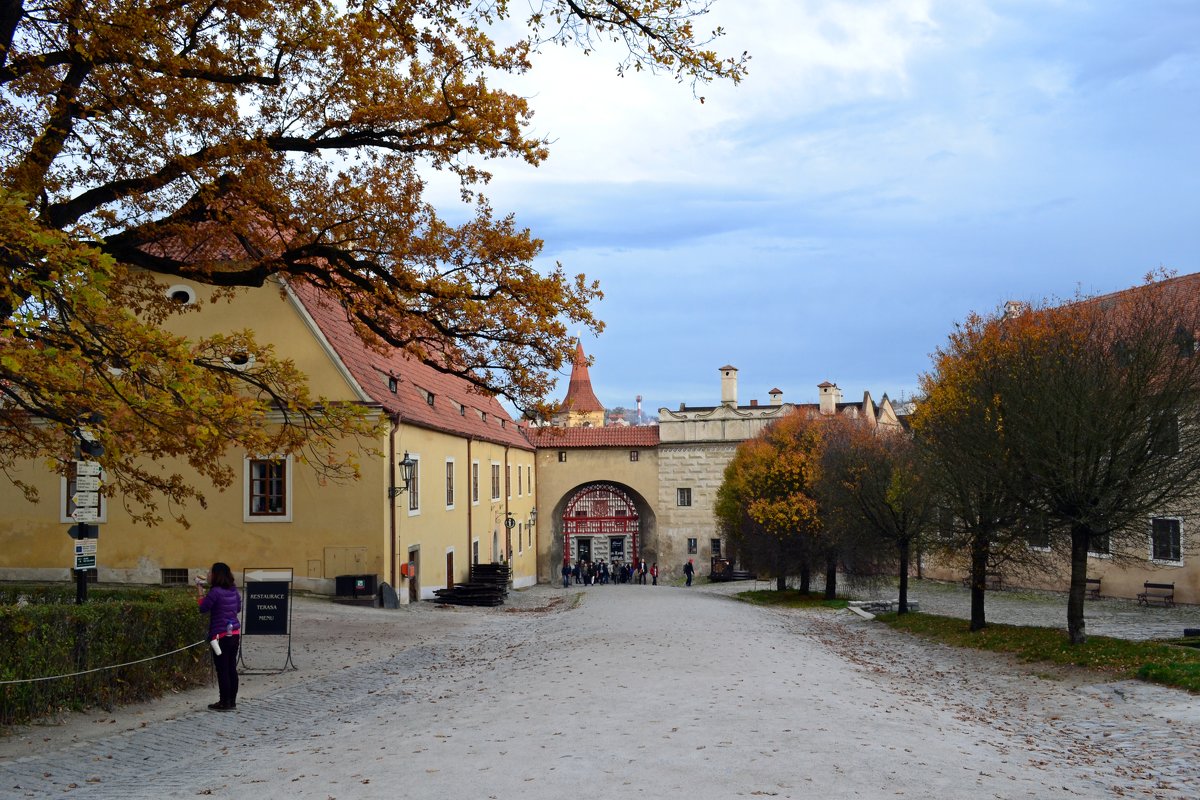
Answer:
245, 569, 294, 582
71, 491, 100, 508
75, 460, 101, 477
71, 507, 101, 523
75, 475, 101, 492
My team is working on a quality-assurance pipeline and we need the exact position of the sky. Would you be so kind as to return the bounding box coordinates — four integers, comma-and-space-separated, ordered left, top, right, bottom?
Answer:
437, 1, 1200, 417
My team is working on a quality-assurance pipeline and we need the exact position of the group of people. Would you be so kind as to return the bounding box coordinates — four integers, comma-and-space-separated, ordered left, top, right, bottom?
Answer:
561, 558, 659, 587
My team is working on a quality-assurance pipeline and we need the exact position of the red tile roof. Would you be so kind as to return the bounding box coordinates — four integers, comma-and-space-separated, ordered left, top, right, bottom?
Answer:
290, 282, 532, 450
526, 426, 660, 448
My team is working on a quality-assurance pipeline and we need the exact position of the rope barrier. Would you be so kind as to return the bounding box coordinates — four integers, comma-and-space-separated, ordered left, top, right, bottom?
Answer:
0, 640, 208, 685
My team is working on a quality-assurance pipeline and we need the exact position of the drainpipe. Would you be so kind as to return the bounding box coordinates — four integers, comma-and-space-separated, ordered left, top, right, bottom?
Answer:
388, 413, 400, 589
504, 445, 511, 566
467, 438, 473, 568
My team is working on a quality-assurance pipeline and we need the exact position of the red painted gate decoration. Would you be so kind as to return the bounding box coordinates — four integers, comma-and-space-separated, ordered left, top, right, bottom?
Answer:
562, 484, 640, 564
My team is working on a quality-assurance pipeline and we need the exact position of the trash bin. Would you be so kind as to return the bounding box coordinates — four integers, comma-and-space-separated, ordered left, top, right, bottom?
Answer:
335, 574, 378, 597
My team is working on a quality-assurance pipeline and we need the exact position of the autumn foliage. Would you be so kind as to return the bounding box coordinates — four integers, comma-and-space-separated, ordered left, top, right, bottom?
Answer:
0, 1, 746, 521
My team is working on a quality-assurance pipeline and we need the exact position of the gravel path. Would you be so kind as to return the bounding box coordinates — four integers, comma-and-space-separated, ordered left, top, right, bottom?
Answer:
3, 583, 1197, 798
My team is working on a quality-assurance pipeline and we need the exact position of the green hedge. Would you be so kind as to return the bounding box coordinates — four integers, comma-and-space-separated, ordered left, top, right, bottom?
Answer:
0, 585, 212, 726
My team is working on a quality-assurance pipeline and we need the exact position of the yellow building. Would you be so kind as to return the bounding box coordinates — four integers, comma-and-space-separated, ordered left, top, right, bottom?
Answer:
0, 276, 536, 601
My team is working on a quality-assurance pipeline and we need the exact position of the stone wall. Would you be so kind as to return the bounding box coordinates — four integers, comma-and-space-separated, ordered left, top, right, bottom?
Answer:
655, 442, 738, 579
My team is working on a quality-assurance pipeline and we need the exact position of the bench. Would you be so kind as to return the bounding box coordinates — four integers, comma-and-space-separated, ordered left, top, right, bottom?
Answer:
961, 572, 1004, 591
1137, 582, 1175, 607
1086, 577, 1101, 600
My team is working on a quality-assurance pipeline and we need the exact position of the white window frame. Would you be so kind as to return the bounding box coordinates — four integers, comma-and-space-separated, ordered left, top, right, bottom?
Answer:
243, 454, 293, 523
677, 487, 692, 507
407, 454, 421, 516
445, 457, 456, 510
1149, 516, 1183, 566
471, 460, 480, 505
490, 462, 501, 501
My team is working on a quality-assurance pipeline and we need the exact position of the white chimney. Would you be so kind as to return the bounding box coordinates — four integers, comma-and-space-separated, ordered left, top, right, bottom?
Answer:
720, 365, 738, 406
818, 381, 842, 415
768, 388, 783, 406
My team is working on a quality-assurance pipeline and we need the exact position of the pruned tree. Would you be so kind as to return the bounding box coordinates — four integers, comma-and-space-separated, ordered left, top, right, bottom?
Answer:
912, 314, 1039, 631
820, 420, 934, 614
951, 275, 1200, 643
0, 1, 747, 522
715, 411, 825, 591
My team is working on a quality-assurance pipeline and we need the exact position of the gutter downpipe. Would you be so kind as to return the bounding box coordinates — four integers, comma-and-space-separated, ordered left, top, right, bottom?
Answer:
467, 438, 473, 572
389, 413, 400, 591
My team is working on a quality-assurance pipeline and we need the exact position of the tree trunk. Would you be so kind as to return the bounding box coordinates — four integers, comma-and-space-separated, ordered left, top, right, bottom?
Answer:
799, 564, 811, 595
776, 574, 787, 592
969, 535, 989, 632
1067, 524, 1091, 644
824, 552, 838, 600
897, 539, 911, 614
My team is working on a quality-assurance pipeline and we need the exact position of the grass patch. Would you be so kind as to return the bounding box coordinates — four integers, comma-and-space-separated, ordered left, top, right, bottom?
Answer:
879, 613, 1200, 693
735, 589, 848, 610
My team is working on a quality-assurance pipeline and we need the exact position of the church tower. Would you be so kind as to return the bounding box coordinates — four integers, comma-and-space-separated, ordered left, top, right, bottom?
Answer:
556, 341, 606, 428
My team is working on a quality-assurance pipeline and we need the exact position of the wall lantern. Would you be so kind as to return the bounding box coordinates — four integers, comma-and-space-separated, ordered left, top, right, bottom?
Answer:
388, 451, 416, 498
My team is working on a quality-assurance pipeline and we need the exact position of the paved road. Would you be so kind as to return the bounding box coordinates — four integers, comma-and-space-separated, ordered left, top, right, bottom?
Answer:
2, 584, 1198, 798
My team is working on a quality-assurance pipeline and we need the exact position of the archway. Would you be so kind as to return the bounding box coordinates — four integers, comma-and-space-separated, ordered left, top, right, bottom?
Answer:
562, 483, 641, 567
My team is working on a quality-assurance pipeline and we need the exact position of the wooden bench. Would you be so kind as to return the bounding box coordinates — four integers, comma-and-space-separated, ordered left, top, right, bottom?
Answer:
1086, 577, 1102, 600
961, 572, 1004, 591
1137, 582, 1175, 607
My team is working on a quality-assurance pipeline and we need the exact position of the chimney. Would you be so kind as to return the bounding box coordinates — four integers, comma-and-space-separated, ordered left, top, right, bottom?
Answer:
818, 381, 842, 415
750, 399, 758, 407
720, 365, 738, 406
768, 388, 783, 406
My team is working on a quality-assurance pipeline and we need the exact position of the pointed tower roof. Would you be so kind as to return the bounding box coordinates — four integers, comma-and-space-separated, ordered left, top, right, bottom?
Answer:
561, 341, 605, 413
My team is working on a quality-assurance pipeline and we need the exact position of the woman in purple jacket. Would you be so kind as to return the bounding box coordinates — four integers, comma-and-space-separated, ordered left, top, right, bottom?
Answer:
197, 562, 241, 711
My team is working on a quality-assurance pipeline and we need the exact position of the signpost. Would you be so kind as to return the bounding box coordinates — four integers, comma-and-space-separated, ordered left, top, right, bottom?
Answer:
68, 458, 103, 603
240, 567, 297, 672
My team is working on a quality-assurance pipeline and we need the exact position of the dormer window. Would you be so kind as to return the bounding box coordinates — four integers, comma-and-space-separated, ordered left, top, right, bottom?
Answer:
388, 376, 398, 393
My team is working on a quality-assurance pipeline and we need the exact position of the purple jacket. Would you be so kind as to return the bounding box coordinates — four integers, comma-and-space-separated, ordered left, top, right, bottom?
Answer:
199, 585, 242, 639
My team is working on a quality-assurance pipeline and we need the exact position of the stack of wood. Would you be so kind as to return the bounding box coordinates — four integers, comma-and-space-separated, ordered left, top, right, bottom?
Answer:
431, 562, 511, 607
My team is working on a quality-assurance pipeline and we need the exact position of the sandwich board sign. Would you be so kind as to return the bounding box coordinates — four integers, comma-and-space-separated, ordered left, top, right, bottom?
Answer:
240, 567, 296, 672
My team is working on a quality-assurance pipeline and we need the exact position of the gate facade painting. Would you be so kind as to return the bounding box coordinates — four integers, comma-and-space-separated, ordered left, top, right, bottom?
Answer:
562, 484, 640, 565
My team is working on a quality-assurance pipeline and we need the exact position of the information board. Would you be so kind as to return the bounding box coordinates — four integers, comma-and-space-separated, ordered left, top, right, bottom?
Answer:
244, 580, 290, 635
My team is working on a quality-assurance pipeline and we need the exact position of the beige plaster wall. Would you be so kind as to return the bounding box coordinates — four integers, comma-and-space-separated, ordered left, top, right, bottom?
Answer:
534, 446, 659, 582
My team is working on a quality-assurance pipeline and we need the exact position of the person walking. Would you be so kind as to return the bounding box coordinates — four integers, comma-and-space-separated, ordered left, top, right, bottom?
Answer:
561, 560, 571, 588
197, 562, 241, 711
651, 562, 658, 585
683, 559, 695, 587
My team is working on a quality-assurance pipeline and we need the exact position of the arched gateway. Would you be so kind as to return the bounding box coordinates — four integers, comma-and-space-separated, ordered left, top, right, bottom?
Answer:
562, 483, 641, 566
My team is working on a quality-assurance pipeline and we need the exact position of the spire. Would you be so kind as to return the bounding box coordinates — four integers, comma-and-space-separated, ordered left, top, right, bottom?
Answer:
562, 341, 604, 414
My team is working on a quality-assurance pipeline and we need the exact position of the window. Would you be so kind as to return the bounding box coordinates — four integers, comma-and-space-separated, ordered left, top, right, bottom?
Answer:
1088, 530, 1110, 556
1151, 517, 1182, 563
506, 464, 511, 498
557, 450, 567, 463
518, 465, 523, 496
677, 488, 692, 507
1150, 412, 1180, 456
471, 462, 480, 504
491, 463, 501, 500
473, 540, 479, 564
161, 568, 189, 586
1024, 514, 1051, 551
629, 450, 639, 462
408, 457, 420, 512
445, 460, 455, 508
247, 457, 289, 520
711, 538, 722, 557
687, 538, 698, 554
518, 523, 523, 554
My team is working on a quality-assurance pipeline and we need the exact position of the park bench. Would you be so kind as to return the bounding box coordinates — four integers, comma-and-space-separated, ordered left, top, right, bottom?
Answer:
1136, 582, 1175, 607
1085, 577, 1102, 600
961, 572, 1004, 591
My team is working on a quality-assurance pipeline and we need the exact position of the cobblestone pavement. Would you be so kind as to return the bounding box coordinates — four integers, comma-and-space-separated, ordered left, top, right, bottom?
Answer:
1, 583, 1197, 798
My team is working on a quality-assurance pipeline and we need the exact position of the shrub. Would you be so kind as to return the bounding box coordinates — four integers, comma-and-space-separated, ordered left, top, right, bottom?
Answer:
0, 585, 211, 726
